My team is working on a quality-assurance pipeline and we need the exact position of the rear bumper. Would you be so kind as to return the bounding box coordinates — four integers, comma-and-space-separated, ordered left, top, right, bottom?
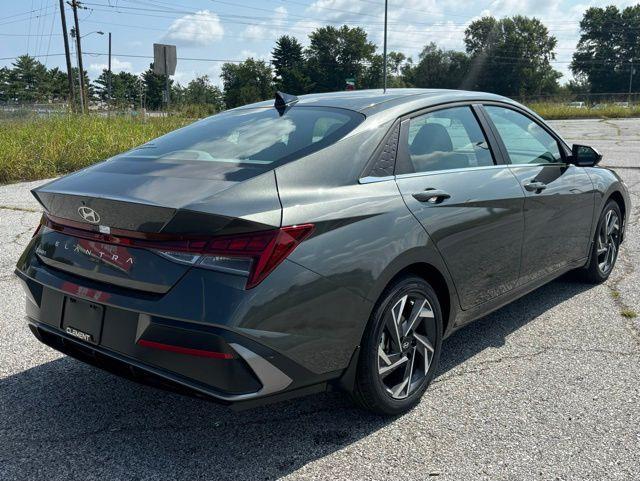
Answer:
16, 270, 335, 406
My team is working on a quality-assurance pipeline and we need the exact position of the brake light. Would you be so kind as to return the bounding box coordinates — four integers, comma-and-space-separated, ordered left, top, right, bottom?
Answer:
32, 214, 46, 237
170, 225, 314, 288
41, 215, 313, 289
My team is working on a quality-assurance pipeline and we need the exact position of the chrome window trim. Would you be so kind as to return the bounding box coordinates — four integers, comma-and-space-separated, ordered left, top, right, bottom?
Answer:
359, 175, 395, 184
394, 163, 511, 180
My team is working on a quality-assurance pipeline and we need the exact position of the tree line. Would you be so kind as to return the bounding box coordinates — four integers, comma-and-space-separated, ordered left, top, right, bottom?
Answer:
0, 5, 637, 112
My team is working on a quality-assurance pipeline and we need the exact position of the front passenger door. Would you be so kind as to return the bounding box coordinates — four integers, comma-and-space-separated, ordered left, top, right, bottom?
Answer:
394, 105, 525, 310
482, 105, 594, 285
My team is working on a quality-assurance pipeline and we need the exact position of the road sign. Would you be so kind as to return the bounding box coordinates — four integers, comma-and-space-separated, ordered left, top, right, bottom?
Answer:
153, 43, 177, 76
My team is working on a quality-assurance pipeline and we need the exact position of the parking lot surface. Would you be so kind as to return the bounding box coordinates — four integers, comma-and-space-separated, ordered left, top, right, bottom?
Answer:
0, 118, 638, 481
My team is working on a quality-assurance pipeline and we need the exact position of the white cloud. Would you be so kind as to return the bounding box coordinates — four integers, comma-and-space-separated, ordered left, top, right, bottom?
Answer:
242, 6, 288, 41
89, 57, 133, 73
165, 10, 224, 47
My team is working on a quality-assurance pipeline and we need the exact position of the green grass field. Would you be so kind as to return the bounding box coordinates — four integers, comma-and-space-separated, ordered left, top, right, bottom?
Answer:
0, 105, 638, 184
528, 102, 640, 120
0, 114, 191, 184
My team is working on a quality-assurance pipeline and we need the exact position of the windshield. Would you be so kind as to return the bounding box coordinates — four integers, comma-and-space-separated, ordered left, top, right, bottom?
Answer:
122, 107, 364, 166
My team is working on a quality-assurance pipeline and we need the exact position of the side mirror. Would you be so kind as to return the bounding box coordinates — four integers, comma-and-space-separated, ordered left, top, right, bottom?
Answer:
570, 144, 602, 167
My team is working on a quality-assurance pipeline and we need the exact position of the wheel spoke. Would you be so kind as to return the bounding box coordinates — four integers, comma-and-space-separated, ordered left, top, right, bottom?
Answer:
405, 298, 427, 335
405, 346, 417, 395
414, 332, 434, 353
378, 345, 392, 366
607, 212, 618, 235
387, 295, 407, 348
417, 343, 431, 374
384, 315, 402, 352
391, 377, 409, 398
379, 355, 408, 378
609, 242, 617, 266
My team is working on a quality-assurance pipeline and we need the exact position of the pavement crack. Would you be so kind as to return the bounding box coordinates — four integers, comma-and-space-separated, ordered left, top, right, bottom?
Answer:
0, 205, 40, 213
433, 344, 639, 386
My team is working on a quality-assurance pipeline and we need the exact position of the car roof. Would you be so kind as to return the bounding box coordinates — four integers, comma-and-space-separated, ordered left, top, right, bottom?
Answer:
235, 88, 514, 115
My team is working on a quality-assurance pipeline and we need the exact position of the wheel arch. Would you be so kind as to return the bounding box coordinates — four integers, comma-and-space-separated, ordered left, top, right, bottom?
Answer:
368, 260, 458, 339
607, 190, 626, 239
338, 260, 457, 393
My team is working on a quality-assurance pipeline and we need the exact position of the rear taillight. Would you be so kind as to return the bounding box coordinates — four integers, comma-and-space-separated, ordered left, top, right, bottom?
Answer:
32, 214, 46, 237
155, 225, 314, 288
41, 215, 313, 289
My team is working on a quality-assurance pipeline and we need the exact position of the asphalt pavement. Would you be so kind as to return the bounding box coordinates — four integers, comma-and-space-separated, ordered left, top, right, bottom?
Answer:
0, 118, 638, 481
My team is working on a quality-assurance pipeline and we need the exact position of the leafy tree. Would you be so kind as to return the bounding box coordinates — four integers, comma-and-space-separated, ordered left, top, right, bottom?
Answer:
272, 35, 311, 94
305, 25, 376, 92
183, 75, 224, 111
464, 16, 561, 96
142, 64, 173, 110
571, 5, 640, 93
0, 67, 10, 102
388, 51, 408, 76
47, 67, 70, 102
6, 55, 49, 102
402, 43, 471, 89
93, 70, 141, 108
361, 53, 408, 89
221, 58, 273, 108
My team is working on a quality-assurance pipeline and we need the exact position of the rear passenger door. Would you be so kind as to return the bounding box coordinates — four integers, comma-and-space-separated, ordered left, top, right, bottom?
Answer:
481, 105, 594, 284
394, 105, 525, 310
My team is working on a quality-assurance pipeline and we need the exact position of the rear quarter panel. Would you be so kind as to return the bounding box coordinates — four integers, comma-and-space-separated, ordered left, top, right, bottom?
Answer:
276, 121, 460, 341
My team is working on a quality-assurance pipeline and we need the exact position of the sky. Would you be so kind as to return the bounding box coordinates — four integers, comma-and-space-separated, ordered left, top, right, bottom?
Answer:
0, 0, 636, 87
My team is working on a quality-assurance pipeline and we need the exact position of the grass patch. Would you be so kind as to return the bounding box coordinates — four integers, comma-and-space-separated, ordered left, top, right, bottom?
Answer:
620, 309, 638, 319
610, 290, 621, 299
527, 102, 640, 120
0, 114, 193, 184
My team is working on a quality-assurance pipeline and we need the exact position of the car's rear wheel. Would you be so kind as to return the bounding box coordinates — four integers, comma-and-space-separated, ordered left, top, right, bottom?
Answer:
579, 200, 622, 283
351, 275, 442, 415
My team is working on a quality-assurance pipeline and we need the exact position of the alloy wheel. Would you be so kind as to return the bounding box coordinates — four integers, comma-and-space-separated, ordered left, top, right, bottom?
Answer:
596, 209, 620, 274
377, 292, 437, 400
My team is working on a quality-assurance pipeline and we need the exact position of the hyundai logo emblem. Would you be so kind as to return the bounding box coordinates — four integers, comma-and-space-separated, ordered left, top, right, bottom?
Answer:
78, 206, 101, 224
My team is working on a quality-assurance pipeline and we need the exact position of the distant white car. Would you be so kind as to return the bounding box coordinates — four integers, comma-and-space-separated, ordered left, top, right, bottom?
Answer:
614, 102, 630, 108
568, 101, 586, 109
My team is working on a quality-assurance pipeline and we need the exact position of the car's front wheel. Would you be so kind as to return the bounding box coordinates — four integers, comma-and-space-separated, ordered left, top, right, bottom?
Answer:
351, 275, 442, 415
579, 200, 622, 284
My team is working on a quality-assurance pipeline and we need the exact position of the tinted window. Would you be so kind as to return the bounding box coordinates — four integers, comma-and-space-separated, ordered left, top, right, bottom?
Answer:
485, 106, 562, 164
121, 107, 363, 167
404, 106, 494, 174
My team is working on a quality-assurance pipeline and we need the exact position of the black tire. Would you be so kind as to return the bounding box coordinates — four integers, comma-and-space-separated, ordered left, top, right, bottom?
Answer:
351, 275, 443, 415
578, 200, 622, 284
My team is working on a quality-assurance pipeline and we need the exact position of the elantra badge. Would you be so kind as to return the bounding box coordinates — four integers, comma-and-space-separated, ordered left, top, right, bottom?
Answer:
78, 206, 100, 224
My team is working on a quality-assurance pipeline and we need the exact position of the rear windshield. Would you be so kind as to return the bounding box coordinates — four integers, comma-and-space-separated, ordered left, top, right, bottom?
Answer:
122, 107, 363, 166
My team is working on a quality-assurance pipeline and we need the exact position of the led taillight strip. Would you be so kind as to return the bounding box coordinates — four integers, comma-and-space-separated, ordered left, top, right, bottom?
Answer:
40, 214, 314, 289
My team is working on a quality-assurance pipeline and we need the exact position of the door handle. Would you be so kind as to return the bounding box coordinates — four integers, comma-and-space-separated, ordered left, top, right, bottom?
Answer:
412, 189, 451, 204
523, 180, 547, 192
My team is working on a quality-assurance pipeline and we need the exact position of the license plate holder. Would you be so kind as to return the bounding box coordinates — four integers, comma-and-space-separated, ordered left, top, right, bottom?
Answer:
61, 297, 104, 345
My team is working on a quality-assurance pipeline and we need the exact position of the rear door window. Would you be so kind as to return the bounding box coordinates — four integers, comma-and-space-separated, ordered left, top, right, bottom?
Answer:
399, 106, 495, 174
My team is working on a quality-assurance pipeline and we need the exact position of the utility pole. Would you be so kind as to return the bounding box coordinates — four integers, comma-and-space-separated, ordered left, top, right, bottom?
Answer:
164, 45, 170, 111
629, 58, 635, 105
69, 0, 86, 113
382, 0, 388, 93
58, 0, 75, 110
107, 32, 112, 110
